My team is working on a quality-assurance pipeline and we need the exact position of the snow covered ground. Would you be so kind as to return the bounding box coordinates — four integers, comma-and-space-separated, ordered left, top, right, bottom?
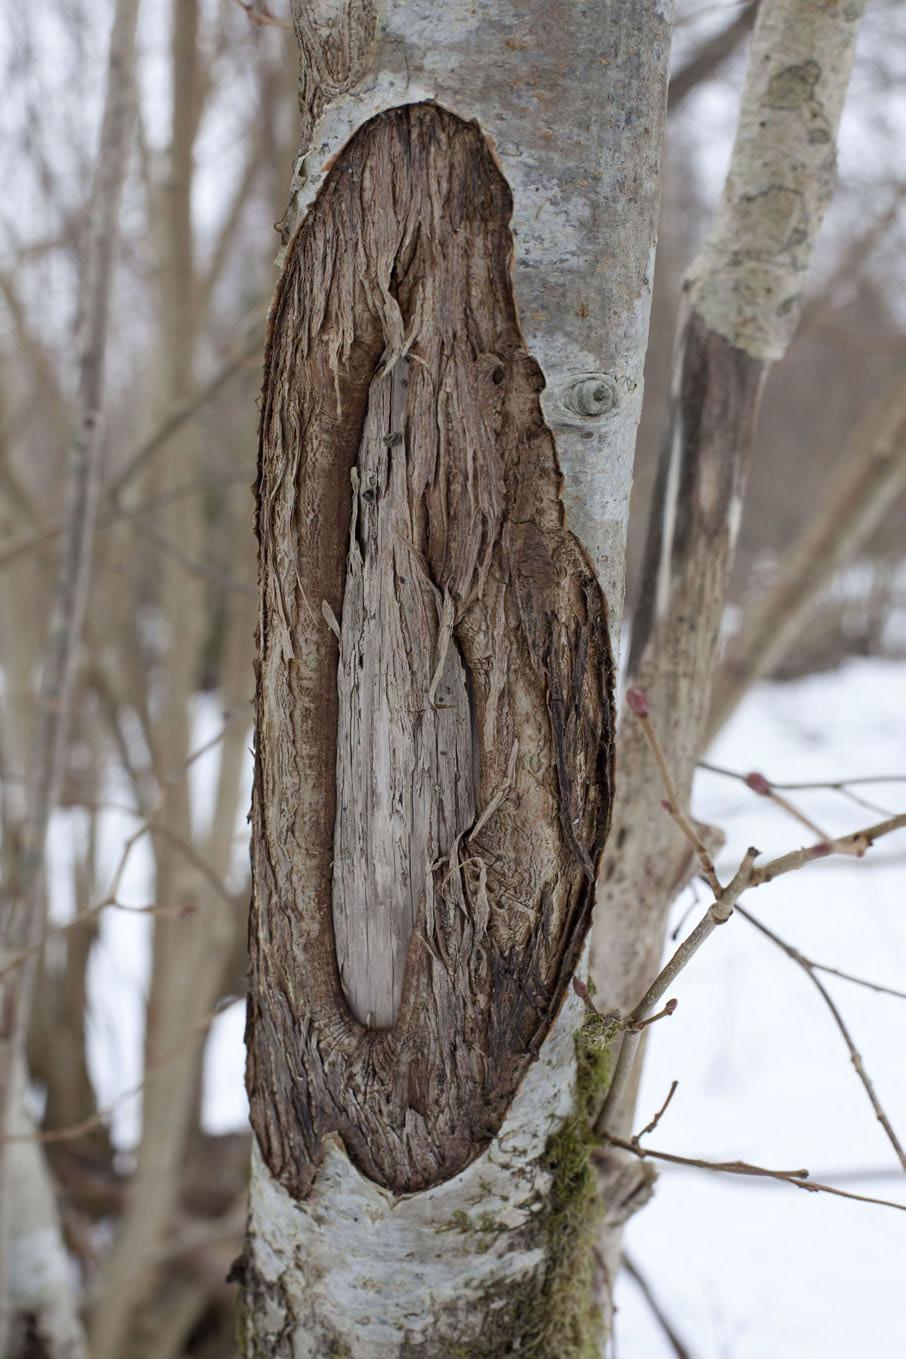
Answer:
56, 656, 906, 1353
616, 658, 906, 1357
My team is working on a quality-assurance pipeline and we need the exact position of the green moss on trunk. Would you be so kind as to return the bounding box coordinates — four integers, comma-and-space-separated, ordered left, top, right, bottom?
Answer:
422, 1011, 618, 1359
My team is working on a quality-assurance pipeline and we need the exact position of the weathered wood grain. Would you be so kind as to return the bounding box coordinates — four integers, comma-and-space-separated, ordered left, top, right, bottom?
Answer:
247, 103, 615, 1199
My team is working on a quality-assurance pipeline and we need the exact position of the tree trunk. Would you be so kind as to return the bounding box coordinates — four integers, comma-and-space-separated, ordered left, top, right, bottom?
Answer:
239, 3, 672, 1354
591, 0, 866, 1307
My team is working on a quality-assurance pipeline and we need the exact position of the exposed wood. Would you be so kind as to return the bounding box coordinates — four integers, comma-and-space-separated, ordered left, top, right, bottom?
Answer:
248, 102, 615, 1197
278, 0, 673, 639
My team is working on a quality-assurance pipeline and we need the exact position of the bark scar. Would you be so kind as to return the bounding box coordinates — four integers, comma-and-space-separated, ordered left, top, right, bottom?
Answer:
248, 102, 616, 1198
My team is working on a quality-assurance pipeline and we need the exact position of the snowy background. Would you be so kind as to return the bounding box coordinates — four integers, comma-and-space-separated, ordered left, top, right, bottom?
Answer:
47, 655, 906, 1357
616, 658, 906, 1356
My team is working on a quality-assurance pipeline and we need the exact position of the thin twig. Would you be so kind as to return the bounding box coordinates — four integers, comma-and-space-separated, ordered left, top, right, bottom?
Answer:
0, 339, 263, 574
596, 795, 905, 1136
595, 848, 758, 1135
0, 719, 236, 984
626, 689, 721, 894
736, 905, 906, 1172
108, 323, 264, 498
751, 814, 906, 884
121, 513, 255, 595
622, 1253, 696, 1359
809, 962, 906, 1002
601, 1136, 906, 1213
834, 786, 897, 818
0, 897, 190, 985
670, 882, 700, 941
703, 761, 896, 828
700, 761, 906, 791
0, 472, 251, 574
631, 999, 679, 1033
0, 998, 237, 1147
762, 786, 828, 840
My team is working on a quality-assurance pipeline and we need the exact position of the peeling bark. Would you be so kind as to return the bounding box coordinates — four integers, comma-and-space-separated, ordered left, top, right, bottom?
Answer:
248, 101, 614, 1199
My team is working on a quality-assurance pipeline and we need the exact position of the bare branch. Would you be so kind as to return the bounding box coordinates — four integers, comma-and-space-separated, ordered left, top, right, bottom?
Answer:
600, 1136, 906, 1214
808, 964, 906, 1003
118, 511, 255, 596
700, 760, 902, 818
739, 769, 830, 840
708, 372, 906, 740
668, 1, 757, 112
700, 761, 906, 792
635, 1080, 680, 1143
0, 336, 262, 574
736, 905, 906, 1172
622, 1252, 696, 1359
751, 814, 906, 885
625, 688, 721, 895
106, 323, 263, 498
596, 796, 905, 1136
0, 999, 236, 1148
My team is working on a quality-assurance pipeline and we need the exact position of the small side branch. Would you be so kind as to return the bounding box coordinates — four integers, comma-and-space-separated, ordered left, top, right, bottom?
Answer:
595, 693, 906, 1136
737, 906, 906, 1172
600, 1135, 906, 1214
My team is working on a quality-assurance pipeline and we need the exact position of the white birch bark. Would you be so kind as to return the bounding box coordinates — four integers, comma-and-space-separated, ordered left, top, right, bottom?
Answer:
245, 986, 588, 1357
241, 2, 673, 1354
278, 0, 672, 645
3, 1069, 87, 1359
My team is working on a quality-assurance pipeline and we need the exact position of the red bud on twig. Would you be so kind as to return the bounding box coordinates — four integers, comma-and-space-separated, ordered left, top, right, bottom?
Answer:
626, 687, 649, 717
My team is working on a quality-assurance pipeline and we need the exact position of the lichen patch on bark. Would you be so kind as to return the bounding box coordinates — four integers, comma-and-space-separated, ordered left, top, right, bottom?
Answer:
685, 0, 865, 360
247, 102, 615, 1200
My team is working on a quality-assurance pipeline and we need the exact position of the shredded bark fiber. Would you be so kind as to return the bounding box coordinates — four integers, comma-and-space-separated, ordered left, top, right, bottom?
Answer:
248, 102, 615, 1198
